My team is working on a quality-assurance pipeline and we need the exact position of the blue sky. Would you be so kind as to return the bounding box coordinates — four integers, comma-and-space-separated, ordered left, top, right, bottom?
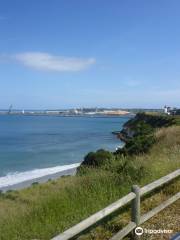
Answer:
0, 0, 180, 109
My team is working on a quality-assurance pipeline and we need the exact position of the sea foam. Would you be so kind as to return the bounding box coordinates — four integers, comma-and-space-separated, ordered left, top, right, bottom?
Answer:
0, 163, 80, 188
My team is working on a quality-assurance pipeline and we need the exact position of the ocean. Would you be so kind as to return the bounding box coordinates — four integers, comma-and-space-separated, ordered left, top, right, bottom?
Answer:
0, 115, 130, 188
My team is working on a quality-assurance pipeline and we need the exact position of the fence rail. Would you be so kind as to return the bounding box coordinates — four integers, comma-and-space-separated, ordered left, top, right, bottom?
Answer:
51, 169, 180, 240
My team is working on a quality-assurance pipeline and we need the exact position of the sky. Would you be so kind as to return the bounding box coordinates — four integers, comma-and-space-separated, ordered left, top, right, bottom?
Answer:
0, 0, 180, 109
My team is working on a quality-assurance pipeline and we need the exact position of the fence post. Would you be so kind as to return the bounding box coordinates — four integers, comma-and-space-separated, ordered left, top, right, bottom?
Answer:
131, 185, 140, 239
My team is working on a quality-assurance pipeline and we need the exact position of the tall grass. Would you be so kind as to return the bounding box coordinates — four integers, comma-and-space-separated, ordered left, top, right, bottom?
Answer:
0, 126, 179, 240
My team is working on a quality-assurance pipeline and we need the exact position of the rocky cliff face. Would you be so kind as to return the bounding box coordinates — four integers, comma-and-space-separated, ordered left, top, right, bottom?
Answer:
114, 112, 175, 143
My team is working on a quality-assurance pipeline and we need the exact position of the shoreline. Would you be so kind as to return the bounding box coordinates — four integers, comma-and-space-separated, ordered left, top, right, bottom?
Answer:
0, 116, 129, 193
0, 139, 123, 192
0, 167, 77, 192
0, 143, 124, 193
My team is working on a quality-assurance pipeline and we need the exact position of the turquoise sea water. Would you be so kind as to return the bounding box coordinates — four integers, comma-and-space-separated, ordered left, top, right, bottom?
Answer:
0, 115, 130, 187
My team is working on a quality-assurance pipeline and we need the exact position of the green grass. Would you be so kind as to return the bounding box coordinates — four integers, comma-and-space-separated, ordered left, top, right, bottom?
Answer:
0, 121, 180, 239
0, 173, 131, 239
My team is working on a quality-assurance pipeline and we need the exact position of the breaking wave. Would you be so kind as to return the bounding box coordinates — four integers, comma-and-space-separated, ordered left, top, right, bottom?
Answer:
0, 163, 80, 188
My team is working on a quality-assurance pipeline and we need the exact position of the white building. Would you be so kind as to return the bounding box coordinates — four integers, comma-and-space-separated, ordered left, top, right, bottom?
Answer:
164, 106, 172, 115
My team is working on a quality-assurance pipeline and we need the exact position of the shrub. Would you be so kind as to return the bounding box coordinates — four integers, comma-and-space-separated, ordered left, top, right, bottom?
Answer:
124, 134, 155, 155
133, 121, 153, 137
77, 149, 114, 174
116, 134, 155, 156
81, 149, 113, 167
32, 181, 39, 186
127, 112, 175, 129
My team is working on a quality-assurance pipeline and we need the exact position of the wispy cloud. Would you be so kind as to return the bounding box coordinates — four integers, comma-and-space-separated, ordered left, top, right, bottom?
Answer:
13, 52, 96, 72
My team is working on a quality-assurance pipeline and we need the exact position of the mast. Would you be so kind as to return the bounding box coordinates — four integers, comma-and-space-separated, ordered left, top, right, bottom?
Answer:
8, 104, 13, 114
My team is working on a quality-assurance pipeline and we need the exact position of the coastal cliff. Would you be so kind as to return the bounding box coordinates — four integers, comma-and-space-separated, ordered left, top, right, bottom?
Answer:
79, 112, 178, 170
113, 112, 175, 143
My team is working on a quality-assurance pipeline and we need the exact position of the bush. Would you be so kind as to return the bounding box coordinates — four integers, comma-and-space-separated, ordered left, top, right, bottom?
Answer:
133, 121, 153, 137
31, 181, 39, 186
81, 149, 113, 167
116, 121, 155, 156
124, 134, 155, 155
127, 112, 175, 129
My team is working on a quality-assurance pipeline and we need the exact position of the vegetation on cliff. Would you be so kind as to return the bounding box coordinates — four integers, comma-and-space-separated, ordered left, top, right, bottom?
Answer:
0, 113, 179, 240
79, 113, 178, 170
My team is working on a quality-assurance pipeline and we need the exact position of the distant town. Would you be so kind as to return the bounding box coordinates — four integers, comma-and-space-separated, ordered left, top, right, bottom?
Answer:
0, 106, 131, 116
0, 106, 179, 116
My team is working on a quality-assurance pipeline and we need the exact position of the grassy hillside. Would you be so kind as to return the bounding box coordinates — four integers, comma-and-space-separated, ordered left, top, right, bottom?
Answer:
0, 114, 179, 240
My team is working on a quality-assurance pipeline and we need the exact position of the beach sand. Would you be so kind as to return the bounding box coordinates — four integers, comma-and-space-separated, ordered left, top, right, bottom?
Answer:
0, 167, 77, 192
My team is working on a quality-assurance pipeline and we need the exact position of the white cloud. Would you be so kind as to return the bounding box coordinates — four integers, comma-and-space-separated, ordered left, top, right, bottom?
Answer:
14, 52, 96, 72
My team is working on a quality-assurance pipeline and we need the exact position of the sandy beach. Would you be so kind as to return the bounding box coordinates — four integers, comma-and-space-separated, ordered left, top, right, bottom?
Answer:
0, 167, 77, 192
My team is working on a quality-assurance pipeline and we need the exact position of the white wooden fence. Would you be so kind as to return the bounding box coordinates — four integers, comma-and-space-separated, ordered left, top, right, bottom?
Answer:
51, 169, 180, 240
